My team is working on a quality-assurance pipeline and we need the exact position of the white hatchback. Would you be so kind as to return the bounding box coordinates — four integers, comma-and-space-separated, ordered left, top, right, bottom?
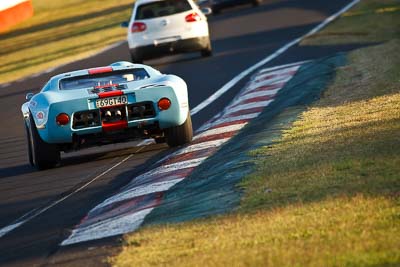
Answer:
123, 0, 212, 63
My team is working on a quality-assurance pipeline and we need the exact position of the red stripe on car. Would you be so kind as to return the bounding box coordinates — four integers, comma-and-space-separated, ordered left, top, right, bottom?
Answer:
88, 67, 113, 75
97, 90, 123, 98
102, 120, 128, 132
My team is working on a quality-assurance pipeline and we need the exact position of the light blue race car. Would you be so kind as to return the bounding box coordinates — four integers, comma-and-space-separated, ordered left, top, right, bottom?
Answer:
21, 61, 193, 170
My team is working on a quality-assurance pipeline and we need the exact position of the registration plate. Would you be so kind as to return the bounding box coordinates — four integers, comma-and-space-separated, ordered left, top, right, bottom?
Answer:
96, 95, 128, 108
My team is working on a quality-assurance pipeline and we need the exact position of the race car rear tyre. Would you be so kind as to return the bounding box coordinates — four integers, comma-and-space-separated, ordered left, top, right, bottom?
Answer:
29, 114, 60, 170
165, 111, 193, 147
201, 39, 213, 57
24, 123, 34, 166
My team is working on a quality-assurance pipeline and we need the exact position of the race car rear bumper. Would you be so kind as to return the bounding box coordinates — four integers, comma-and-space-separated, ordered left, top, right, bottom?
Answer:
130, 36, 210, 61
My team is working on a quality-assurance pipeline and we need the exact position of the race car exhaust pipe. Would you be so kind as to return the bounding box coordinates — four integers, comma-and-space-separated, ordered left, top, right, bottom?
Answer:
116, 110, 122, 118
105, 110, 112, 117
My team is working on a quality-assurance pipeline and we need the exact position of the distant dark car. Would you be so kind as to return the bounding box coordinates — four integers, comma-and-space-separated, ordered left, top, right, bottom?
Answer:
198, 0, 262, 14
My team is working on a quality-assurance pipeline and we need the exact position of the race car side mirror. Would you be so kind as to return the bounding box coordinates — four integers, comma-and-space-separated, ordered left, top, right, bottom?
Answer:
26, 93, 34, 101
121, 21, 129, 28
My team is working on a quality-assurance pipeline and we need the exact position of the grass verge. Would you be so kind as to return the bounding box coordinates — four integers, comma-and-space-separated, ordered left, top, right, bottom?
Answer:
112, 1, 400, 265
0, 0, 133, 84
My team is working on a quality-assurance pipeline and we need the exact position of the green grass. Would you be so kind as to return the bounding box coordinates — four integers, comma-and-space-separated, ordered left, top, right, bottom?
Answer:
0, 0, 133, 84
110, 0, 400, 265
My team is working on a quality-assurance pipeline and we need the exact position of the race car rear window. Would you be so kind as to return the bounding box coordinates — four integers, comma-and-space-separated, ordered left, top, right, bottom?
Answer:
135, 0, 191, 20
59, 69, 150, 90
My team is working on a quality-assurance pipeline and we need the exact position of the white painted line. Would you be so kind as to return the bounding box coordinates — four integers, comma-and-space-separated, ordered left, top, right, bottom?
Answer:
216, 112, 260, 124
197, 113, 259, 132
237, 88, 280, 102
226, 87, 278, 111
248, 76, 293, 90
190, 0, 360, 116
256, 60, 310, 75
193, 123, 247, 140
126, 157, 207, 187
253, 66, 300, 83
210, 82, 279, 125
175, 138, 231, 155
224, 100, 273, 116
91, 178, 184, 213
151, 157, 207, 174
256, 65, 301, 78
0, 152, 139, 239
62, 207, 153, 245
0, 221, 25, 239
155, 138, 230, 165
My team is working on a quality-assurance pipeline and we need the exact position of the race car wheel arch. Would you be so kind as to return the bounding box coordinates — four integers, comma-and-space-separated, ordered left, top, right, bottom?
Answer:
165, 111, 193, 147
29, 114, 60, 170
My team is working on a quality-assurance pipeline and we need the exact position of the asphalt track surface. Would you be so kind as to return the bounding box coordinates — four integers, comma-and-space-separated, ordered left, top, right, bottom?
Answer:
0, 0, 360, 266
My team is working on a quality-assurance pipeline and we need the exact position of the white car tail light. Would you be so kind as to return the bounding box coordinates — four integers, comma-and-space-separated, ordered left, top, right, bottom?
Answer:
131, 22, 147, 33
185, 12, 201, 22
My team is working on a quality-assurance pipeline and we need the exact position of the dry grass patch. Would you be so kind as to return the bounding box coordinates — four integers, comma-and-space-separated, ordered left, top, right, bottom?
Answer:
112, 196, 400, 267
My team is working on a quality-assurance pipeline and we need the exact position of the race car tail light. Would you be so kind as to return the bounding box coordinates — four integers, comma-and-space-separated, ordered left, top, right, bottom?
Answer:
56, 113, 70, 126
72, 111, 101, 129
158, 98, 171, 110
185, 12, 201, 22
131, 22, 146, 33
